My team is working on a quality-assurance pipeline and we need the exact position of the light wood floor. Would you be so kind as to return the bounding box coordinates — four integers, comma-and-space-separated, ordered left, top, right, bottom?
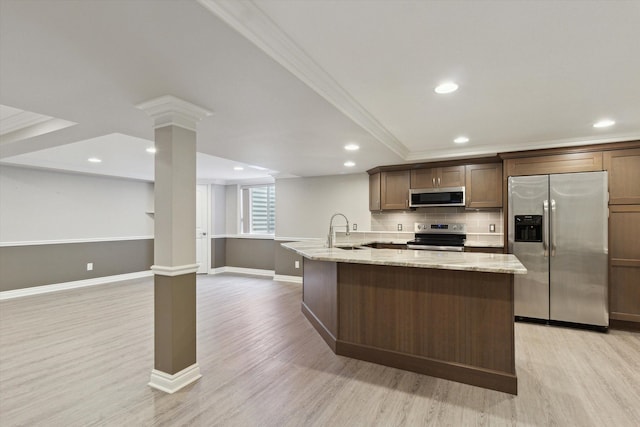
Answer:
1, 274, 639, 426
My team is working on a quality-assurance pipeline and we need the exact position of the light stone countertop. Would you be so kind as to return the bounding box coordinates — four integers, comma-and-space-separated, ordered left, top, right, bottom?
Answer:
464, 241, 505, 248
333, 236, 504, 248
333, 230, 504, 249
282, 241, 526, 275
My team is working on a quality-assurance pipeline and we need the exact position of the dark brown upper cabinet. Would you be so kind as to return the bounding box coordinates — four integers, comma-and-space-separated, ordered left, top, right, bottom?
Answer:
410, 166, 465, 189
465, 163, 503, 209
369, 172, 381, 211
504, 152, 603, 176
380, 170, 410, 210
604, 148, 640, 205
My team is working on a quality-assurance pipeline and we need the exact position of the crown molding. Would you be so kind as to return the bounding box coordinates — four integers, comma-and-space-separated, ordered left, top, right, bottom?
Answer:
136, 95, 213, 131
405, 133, 640, 162
197, 0, 409, 159
0, 110, 52, 135
0, 106, 77, 145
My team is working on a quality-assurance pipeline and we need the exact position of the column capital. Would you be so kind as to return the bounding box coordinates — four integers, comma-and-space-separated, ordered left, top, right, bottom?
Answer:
136, 95, 213, 131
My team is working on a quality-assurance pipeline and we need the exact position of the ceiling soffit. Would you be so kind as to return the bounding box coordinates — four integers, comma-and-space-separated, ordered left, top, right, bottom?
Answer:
0, 105, 77, 146
198, 0, 409, 159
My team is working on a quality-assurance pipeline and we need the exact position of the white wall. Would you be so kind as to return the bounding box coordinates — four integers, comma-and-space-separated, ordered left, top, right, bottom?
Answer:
225, 184, 239, 234
275, 173, 371, 239
0, 165, 154, 243
211, 184, 227, 236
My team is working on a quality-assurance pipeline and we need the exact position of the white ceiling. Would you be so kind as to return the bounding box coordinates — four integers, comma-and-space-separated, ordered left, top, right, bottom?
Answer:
0, 132, 278, 183
1, 0, 639, 182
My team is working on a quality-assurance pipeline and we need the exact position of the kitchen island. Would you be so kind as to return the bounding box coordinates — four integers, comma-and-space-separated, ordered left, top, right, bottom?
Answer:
281, 241, 526, 394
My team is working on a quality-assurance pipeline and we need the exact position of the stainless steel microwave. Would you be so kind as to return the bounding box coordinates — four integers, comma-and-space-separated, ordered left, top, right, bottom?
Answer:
409, 186, 466, 208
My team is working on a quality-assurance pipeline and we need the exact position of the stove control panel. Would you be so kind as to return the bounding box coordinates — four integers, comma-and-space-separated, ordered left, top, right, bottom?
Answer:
414, 223, 466, 233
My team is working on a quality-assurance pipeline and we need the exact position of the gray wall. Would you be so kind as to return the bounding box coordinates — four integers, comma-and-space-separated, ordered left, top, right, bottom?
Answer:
210, 174, 372, 277
0, 167, 373, 289
275, 173, 371, 239
275, 242, 303, 277
211, 184, 227, 235
225, 238, 275, 271
210, 237, 301, 277
0, 239, 153, 291
0, 165, 155, 291
225, 184, 239, 234
0, 165, 153, 242
211, 238, 226, 268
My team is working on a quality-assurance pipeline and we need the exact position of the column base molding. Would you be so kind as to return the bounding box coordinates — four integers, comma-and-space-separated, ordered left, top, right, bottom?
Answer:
148, 363, 202, 394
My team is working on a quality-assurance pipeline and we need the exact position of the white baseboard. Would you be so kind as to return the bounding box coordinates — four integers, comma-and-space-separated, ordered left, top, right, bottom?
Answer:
210, 266, 275, 277
209, 266, 227, 275
149, 363, 202, 394
209, 267, 302, 283
1, 268, 300, 300
273, 274, 302, 284
0, 270, 153, 301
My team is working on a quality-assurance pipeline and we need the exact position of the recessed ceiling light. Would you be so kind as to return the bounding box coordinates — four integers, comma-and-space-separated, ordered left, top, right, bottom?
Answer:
434, 82, 458, 94
454, 136, 469, 144
88, 157, 102, 163
146, 147, 156, 153
233, 166, 244, 171
344, 143, 359, 151
593, 119, 615, 128
344, 161, 355, 167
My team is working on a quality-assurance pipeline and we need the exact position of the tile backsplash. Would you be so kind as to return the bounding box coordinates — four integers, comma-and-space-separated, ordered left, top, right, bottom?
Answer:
371, 208, 504, 245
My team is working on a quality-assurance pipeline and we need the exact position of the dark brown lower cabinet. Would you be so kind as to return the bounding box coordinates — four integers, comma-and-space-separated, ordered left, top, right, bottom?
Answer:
465, 246, 505, 254
609, 205, 640, 330
301, 258, 517, 394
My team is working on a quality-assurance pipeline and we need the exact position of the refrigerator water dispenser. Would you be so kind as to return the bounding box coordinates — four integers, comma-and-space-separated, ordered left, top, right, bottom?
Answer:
514, 215, 543, 242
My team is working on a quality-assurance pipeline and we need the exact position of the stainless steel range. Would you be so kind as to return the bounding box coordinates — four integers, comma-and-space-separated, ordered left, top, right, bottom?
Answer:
407, 223, 466, 252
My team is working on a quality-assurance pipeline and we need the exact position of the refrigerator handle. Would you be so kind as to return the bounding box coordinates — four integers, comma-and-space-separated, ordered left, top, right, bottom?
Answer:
543, 200, 549, 257
551, 199, 557, 257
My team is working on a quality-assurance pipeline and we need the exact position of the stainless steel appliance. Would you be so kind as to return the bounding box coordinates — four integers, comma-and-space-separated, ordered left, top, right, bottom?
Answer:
508, 171, 608, 328
409, 187, 465, 208
407, 223, 466, 251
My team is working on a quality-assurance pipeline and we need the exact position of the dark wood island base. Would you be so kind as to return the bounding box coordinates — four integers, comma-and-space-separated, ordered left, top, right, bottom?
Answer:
301, 258, 517, 395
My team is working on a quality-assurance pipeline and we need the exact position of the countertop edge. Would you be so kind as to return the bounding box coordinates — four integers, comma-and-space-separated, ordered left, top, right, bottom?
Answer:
282, 242, 526, 275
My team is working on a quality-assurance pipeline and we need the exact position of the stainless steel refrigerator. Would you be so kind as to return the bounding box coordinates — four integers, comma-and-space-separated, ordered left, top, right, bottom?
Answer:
508, 171, 608, 327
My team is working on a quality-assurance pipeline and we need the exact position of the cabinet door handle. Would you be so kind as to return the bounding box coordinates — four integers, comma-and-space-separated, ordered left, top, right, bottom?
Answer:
438, 177, 441, 186
432, 177, 435, 186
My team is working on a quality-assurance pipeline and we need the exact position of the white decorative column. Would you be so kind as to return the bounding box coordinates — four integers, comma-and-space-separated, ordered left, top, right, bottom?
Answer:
137, 95, 212, 393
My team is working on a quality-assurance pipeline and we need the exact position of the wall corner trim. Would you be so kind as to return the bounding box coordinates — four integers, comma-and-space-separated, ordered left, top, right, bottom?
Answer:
0, 270, 153, 300
151, 264, 200, 277
148, 364, 202, 394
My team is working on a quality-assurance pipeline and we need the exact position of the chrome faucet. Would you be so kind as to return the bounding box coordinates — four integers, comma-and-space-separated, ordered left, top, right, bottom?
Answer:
327, 213, 350, 248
